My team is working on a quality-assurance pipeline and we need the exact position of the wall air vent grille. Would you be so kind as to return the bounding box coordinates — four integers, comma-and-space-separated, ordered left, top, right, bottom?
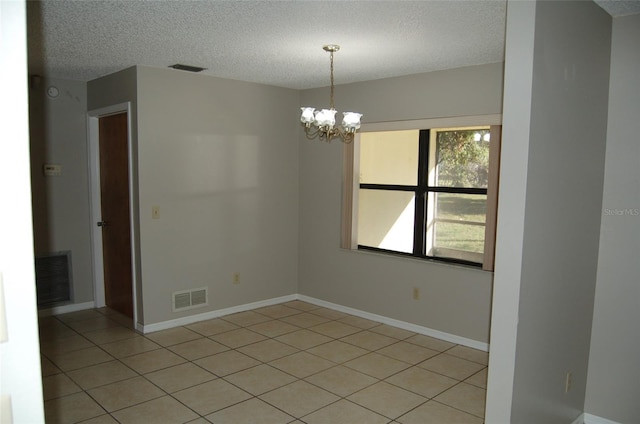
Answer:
35, 251, 73, 308
172, 287, 208, 312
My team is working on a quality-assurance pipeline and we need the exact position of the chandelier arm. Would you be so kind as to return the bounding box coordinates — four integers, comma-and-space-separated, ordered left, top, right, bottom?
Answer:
304, 125, 321, 140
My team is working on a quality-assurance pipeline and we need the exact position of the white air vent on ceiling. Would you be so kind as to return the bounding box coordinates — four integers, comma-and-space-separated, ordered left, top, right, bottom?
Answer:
172, 287, 208, 312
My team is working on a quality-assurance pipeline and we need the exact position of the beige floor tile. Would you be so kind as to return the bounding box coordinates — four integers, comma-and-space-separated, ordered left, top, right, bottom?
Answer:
66, 316, 122, 333
222, 310, 272, 326
67, 360, 138, 390
249, 320, 299, 337
307, 340, 368, 364
237, 338, 299, 362
386, 366, 458, 398
396, 400, 483, 424
418, 353, 485, 381
254, 304, 301, 319
41, 355, 62, 376
269, 351, 335, 378
38, 320, 79, 341
83, 326, 139, 345
370, 324, 415, 340
144, 362, 216, 393
205, 397, 295, 424
348, 381, 426, 419
340, 330, 397, 351
185, 318, 239, 336
225, 364, 297, 395
338, 315, 380, 329
44, 391, 106, 424
404, 334, 456, 352
194, 350, 261, 376
56, 309, 106, 323
447, 345, 489, 365
465, 367, 488, 389
377, 341, 439, 364
112, 395, 199, 424
275, 329, 332, 350
309, 321, 361, 339
120, 348, 186, 374
185, 418, 210, 424
433, 382, 486, 418
210, 327, 268, 348
344, 352, 411, 379
303, 399, 389, 424
305, 365, 378, 397
100, 335, 161, 358
144, 327, 202, 347
88, 376, 165, 412
309, 307, 349, 320
80, 414, 119, 424
42, 373, 82, 400
259, 380, 339, 418
40, 333, 94, 356
48, 346, 114, 372
167, 337, 229, 360
282, 300, 320, 312
280, 312, 330, 328
173, 378, 252, 415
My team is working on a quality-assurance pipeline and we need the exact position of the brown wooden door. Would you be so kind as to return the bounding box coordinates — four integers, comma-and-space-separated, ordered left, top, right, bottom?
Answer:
99, 112, 133, 319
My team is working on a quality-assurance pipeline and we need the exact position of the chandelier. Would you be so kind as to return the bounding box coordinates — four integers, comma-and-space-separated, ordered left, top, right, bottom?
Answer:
300, 44, 362, 144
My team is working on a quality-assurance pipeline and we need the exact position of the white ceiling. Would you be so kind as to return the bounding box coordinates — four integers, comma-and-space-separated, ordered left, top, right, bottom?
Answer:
26, 0, 639, 90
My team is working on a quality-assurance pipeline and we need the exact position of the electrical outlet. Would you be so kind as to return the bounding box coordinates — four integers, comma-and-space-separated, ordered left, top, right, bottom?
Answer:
152, 206, 160, 219
233, 272, 240, 284
565, 372, 572, 393
412, 287, 420, 300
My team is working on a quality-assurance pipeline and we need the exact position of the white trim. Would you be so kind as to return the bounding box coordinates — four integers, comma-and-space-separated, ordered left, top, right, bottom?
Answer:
37, 301, 96, 317
87, 102, 139, 328
140, 295, 297, 333
298, 295, 489, 351
583, 413, 623, 424
139, 293, 488, 351
572, 413, 585, 424
361, 114, 502, 133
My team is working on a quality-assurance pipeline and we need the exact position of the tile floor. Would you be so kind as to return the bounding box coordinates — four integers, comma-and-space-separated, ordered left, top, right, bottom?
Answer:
39, 301, 487, 423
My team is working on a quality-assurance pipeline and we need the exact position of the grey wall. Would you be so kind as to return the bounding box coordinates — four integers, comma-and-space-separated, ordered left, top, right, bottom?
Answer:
134, 66, 300, 325
487, 1, 611, 422
585, 13, 640, 424
298, 63, 504, 344
29, 77, 93, 304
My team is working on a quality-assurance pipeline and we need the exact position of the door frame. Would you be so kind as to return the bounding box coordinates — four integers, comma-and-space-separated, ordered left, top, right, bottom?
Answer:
87, 102, 139, 328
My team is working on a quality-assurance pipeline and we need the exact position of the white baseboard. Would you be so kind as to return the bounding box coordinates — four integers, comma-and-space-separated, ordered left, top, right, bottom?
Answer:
298, 295, 489, 352
140, 294, 297, 333
572, 413, 585, 424
38, 301, 95, 317
44, 294, 489, 352
582, 413, 623, 424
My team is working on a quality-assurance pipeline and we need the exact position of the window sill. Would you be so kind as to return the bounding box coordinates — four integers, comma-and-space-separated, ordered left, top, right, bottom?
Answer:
341, 246, 493, 273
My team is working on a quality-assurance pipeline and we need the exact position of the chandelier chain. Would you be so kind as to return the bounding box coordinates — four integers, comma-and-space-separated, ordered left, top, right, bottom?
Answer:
329, 50, 335, 110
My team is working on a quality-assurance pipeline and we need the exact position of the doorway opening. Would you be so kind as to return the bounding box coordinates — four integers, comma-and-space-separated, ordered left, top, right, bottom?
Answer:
87, 102, 139, 328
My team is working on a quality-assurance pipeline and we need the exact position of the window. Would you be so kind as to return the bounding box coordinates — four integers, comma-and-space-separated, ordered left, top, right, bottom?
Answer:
344, 123, 501, 269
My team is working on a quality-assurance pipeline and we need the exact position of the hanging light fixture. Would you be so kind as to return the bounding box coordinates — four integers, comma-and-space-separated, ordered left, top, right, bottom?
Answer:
300, 44, 362, 144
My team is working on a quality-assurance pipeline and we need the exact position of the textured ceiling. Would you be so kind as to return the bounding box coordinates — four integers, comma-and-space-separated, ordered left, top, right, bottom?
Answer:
27, 1, 639, 90
27, 0, 508, 89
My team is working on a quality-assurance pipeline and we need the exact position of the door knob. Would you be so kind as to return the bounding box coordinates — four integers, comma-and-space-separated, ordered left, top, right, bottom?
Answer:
97, 221, 109, 227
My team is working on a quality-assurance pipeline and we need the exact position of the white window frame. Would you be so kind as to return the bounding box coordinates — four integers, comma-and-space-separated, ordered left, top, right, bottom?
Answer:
341, 114, 502, 271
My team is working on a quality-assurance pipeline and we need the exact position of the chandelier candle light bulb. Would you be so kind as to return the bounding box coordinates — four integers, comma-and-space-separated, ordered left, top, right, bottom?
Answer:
300, 45, 362, 143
